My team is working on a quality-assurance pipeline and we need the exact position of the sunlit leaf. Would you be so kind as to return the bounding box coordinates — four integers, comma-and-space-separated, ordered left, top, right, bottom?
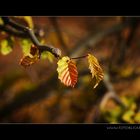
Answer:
19, 56, 38, 68
87, 54, 104, 88
20, 39, 32, 55
121, 96, 136, 108
13, 16, 34, 29
101, 105, 122, 123
130, 103, 137, 111
122, 110, 135, 123
134, 112, 140, 123
57, 56, 78, 87
41, 51, 55, 62
22, 16, 34, 29
0, 39, 12, 55
19, 45, 39, 68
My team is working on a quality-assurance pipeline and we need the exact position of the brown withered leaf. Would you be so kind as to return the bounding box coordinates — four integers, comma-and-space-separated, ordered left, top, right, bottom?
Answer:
30, 45, 39, 56
19, 56, 38, 68
20, 45, 39, 68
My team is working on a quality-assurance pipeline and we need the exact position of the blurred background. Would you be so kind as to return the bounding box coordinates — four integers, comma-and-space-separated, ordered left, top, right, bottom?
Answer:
0, 16, 140, 123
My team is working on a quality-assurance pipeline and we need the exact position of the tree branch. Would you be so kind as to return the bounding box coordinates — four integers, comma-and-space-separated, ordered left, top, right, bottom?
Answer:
49, 17, 69, 54
100, 72, 126, 110
0, 17, 61, 58
0, 18, 129, 120
0, 24, 26, 37
70, 21, 131, 58
117, 17, 139, 64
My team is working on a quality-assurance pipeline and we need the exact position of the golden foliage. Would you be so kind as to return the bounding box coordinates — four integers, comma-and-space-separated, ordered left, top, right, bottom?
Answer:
57, 56, 78, 87
87, 54, 104, 88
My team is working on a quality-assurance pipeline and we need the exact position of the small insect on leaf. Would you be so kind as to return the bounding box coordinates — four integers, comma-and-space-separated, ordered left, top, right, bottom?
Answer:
57, 56, 78, 87
87, 54, 104, 88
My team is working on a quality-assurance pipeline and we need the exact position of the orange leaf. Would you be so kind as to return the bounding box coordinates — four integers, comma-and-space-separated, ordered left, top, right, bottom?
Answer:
20, 45, 39, 68
19, 56, 38, 68
57, 56, 78, 87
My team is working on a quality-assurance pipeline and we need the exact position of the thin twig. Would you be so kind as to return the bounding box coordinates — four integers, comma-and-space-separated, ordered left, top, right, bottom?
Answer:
49, 17, 69, 54
117, 18, 139, 64
0, 24, 26, 37
71, 54, 88, 60
70, 22, 130, 58
100, 72, 126, 109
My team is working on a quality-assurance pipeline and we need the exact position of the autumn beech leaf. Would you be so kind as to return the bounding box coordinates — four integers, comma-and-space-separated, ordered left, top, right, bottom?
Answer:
19, 45, 39, 68
30, 45, 39, 56
57, 56, 78, 87
87, 54, 104, 88
19, 56, 38, 68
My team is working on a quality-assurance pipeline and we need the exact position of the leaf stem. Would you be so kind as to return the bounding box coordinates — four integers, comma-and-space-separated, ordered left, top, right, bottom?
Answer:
70, 54, 88, 60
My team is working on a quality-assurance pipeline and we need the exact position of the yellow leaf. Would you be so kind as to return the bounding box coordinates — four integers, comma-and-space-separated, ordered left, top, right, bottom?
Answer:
14, 16, 34, 29
121, 96, 135, 108
122, 110, 135, 123
41, 51, 55, 63
57, 56, 78, 87
23, 16, 34, 29
20, 39, 32, 55
0, 39, 12, 55
87, 54, 104, 88
134, 112, 140, 123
